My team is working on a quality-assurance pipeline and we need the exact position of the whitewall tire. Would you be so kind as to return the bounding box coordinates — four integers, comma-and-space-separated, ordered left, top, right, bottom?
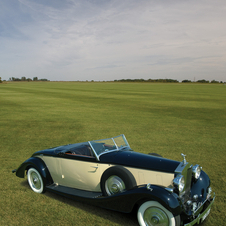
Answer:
137, 201, 177, 226
27, 168, 44, 193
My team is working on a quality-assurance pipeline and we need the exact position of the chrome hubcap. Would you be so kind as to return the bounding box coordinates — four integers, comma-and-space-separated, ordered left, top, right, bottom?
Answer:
144, 207, 169, 226
30, 172, 41, 189
151, 216, 159, 224
105, 176, 125, 195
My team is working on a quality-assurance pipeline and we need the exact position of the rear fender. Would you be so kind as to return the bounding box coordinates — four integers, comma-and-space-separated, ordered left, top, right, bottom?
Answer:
15, 157, 53, 186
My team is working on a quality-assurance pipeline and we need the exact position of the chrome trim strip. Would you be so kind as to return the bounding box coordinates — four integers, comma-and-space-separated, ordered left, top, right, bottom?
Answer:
165, 187, 174, 193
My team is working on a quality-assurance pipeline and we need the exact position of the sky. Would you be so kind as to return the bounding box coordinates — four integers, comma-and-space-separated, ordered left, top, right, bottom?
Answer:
0, 0, 226, 82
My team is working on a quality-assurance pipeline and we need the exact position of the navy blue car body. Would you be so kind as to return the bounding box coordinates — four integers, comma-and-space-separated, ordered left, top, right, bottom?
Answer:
13, 134, 215, 226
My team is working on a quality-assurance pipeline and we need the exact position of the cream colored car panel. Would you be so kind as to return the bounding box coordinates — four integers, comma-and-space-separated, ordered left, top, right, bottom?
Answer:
39, 156, 174, 191
60, 158, 110, 192
39, 156, 110, 191
125, 167, 174, 187
38, 156, 63, 184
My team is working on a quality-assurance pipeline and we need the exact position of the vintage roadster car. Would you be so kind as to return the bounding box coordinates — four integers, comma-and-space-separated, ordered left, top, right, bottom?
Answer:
13, 134, 215, 226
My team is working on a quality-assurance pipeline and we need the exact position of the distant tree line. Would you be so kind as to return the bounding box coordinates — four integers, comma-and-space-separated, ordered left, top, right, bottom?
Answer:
0, 77, 2, 83
114, 78, 179, 83
4, 77, 225, 83
8, 77, 49, 82
182, 79, 224, 83
114, 78, 225, 83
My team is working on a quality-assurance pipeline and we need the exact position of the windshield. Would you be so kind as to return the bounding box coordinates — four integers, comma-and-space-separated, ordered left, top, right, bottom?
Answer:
88, 134, 130, 160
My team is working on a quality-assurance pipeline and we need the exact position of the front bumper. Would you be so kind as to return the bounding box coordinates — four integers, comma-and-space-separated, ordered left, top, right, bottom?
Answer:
184, 193, 215, 226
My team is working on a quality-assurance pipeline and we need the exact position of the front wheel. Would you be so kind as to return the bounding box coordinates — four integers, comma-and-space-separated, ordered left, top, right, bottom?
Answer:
137, 201, 180, 226
27, 168, 45, 193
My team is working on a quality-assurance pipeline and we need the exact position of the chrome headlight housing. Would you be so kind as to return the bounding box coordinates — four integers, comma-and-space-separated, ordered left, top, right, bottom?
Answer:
192, 164, 202, 179
173, 174, 185, 192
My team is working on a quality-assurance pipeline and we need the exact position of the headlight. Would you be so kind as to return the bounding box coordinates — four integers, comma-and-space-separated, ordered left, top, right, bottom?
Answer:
192, 164, 201, 179
173, 175, 185, 192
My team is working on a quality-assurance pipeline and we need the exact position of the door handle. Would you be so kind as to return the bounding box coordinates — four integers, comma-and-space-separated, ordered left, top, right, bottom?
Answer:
91, 166, 98, 169
90, 166, 98, 172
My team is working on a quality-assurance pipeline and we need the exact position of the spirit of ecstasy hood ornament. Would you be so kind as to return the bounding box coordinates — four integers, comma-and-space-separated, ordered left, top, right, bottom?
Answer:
181, 153, 186, 165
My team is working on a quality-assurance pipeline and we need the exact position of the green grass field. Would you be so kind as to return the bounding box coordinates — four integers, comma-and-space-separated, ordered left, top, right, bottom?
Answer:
0, 82, 225, 226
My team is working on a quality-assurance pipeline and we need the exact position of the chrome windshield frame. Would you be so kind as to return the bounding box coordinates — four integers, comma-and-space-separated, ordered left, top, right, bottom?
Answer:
88, 134, 130, 161
88, 141, 100, 161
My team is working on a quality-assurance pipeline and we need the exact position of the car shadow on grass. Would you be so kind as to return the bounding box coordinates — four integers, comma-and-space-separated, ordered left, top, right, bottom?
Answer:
21, 180, 138, 226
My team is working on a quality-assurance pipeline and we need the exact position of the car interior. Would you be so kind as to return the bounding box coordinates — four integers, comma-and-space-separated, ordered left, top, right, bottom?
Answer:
66, 145, 95, 157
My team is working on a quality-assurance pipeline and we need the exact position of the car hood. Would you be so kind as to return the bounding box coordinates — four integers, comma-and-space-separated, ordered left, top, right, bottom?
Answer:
100, 150, 180, 173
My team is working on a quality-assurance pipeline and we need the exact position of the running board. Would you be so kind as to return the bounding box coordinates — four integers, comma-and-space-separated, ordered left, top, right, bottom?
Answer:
46, 184, 103, 199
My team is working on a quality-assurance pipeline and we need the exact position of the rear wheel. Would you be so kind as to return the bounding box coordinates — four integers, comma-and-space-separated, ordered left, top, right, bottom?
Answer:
137, 201, 180, 226
27, 168, 45, 193
101, 166, 136, 196
105, 175, 126, 195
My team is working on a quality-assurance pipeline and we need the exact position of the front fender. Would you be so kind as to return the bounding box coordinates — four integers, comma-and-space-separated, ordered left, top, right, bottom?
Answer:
93, 185, 182, 215
133, 185, 182, 215
190, 170, 211, 203
15, 157, 53, 186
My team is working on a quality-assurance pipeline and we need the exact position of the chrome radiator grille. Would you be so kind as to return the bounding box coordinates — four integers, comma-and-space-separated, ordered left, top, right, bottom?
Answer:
175, 161, 193, 202
184, 167, 192, 201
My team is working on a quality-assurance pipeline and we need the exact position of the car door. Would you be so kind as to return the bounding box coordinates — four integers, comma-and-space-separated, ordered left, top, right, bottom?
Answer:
60, 155, 102, 192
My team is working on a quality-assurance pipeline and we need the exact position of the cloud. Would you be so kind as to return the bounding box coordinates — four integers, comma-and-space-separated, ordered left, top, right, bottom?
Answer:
0, 0, 226, 81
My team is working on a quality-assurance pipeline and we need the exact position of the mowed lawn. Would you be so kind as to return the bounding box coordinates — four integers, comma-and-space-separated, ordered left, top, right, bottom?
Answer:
0, 82, 225, 226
